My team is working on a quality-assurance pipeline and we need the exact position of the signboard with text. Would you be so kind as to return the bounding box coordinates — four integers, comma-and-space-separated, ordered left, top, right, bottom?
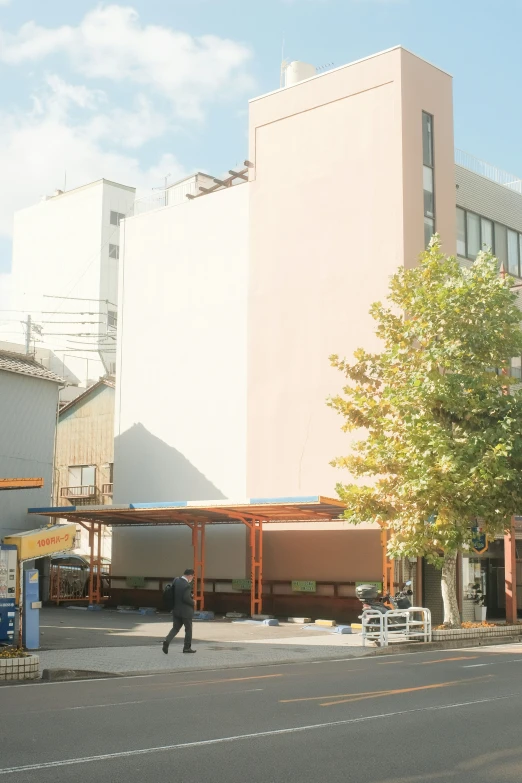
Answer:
4, 524, 76, 561
291, 581, 317, 593
232, 579, 252, 591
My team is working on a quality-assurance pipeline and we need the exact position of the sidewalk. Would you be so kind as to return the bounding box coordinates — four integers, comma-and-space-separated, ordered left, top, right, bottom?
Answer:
36, 607, 369, 675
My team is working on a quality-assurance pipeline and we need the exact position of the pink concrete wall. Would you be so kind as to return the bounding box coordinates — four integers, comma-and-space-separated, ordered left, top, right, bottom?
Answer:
399, 49, 456, 264
246, 47, 455, 499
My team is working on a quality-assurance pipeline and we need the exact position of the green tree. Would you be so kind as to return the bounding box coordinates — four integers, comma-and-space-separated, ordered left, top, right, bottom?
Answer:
329, 239, 522, 627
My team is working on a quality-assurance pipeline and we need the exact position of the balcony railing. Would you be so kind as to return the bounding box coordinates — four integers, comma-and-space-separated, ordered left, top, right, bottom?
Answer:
455, 149, 522, 195
102, 483, 113, 496
60, 485, 96, 499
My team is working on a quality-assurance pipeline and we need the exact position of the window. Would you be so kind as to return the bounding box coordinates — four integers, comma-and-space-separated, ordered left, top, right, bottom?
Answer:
109, 463, 114, 484
422, 112, 434, 167
495, 224, 507, 267
109, 244, 119, 259
508, 229, 519, 277
456, 208, 466, 256
510, 356, 522, 381
466, 213, 480, 259
422, 112, 435, 249
107, 310, 117, 329
423, 167, 434, 219
481, 218, 493, 251
456, 207, 522, 277
110, 211, 125, 226
68, 465, 96, 487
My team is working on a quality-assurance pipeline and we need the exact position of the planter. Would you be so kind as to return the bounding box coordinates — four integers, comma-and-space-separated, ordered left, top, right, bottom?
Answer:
474, 605, 487, 622
432, 625, 522, 643
0, 654, 39, 681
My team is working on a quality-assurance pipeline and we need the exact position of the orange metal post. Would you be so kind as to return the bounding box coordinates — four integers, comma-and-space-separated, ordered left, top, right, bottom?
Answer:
381, 527, 393, 594
95, 522, 102, 603
88, 524, 95, 605
250, 520, 263, 617
191, 522, 206, 611
505, 517, 518, 624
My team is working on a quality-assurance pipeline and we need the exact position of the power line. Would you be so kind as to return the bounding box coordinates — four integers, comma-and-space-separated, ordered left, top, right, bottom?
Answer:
44, 295, 118, 307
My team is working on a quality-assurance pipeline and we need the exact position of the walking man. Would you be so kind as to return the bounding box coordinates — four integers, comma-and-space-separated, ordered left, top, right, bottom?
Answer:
162, 569, 196, 654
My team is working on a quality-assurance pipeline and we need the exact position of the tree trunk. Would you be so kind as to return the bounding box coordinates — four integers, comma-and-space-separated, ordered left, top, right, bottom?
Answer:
441, 552, 461, 628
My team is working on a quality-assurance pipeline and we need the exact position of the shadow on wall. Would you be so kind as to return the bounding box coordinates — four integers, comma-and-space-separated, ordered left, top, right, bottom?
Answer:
114, 423, 226, 503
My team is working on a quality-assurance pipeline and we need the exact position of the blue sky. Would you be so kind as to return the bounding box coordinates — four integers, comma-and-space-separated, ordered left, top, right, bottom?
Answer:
0, 0, 521, 279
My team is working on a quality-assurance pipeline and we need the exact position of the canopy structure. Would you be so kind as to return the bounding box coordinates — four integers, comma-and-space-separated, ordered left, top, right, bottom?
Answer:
28, 496, 348, 615
1, 477, 44, 491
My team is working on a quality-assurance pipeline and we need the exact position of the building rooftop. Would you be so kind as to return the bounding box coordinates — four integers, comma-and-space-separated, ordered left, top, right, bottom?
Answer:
0, 350, 64, 384
455, 149, 522, 196
59, 377, 115, 416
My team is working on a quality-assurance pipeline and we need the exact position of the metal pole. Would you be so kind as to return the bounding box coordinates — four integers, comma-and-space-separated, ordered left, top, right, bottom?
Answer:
96, 522, 102, 603
249, 520, 263, 617
18, 560, 23, 648
25, 315, 31, 354
88, 524, 95, 605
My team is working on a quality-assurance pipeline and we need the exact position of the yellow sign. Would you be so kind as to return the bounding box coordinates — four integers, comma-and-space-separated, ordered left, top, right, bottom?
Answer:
4, 524, 76, 561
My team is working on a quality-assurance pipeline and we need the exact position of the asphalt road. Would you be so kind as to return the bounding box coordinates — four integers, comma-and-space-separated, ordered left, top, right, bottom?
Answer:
2, 644, 522, 782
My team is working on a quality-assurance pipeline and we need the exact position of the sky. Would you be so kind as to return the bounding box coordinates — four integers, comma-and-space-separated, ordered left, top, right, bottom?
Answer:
0, 0, 522, 290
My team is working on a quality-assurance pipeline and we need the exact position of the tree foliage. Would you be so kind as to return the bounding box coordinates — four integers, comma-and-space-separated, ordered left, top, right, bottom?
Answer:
329, 240, 522, 568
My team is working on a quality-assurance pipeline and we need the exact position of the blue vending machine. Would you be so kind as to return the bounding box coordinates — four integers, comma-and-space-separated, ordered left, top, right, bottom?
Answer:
0, 544, 17, 645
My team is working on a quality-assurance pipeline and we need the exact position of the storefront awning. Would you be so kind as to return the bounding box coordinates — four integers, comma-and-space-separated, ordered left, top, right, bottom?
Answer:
28, 495, 346, 526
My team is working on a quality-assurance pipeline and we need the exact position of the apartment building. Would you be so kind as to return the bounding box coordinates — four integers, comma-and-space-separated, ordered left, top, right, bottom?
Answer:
10, 179, 136, 385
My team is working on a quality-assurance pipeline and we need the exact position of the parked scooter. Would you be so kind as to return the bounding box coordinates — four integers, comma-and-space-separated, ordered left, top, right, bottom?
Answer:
382, 581, 414, 610
356, 583, 412, 644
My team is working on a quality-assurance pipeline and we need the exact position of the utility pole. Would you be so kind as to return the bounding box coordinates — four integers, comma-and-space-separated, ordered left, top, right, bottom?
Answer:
25, 315, 31, 354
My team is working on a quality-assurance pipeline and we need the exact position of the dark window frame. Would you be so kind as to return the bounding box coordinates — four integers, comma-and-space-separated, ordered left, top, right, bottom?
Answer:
110, 211, 125, 226
422, 111, 435, 248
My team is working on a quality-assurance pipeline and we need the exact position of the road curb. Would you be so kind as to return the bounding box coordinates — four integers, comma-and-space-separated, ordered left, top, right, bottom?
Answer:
6, 634, 521, 685
41, 669, 125, 682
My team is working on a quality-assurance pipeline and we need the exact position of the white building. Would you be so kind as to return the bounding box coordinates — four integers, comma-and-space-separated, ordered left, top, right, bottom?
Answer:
10, 179, 136, 385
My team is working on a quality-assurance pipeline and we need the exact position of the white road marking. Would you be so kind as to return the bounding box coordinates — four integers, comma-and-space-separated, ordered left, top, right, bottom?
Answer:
0, 693, 515, 775
463, 659, 522, 669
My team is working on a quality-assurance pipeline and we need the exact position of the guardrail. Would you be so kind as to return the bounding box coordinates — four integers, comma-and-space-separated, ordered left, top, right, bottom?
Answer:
60, 485, 96, 499
361, 607, 432, 647
455, 149, 522, 195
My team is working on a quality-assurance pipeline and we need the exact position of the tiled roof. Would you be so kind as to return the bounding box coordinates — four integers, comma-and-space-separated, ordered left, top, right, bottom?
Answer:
0, 350, 64, 384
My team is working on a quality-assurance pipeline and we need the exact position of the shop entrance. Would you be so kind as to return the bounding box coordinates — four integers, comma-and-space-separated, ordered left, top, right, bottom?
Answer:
465, 539, 522, 619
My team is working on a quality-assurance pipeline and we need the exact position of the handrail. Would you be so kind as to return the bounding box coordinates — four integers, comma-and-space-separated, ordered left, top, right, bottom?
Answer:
60, 485, 96, 498
361, 607, 432, 647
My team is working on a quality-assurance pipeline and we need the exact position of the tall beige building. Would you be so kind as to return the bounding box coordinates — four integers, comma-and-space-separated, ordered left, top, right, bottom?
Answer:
35, 47, 522, 621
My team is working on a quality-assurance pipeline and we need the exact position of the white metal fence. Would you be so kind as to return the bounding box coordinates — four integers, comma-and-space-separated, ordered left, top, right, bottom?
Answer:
455, 149, 522, 195
361, 607, 432, 647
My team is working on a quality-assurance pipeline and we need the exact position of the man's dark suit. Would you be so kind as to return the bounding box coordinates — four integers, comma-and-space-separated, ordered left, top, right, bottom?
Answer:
165, 577, 194, 650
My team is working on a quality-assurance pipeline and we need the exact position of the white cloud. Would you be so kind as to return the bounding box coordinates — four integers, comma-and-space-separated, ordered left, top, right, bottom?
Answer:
0, 5, 254, 119
0, 4, 255, 286
0, 96, 187, 238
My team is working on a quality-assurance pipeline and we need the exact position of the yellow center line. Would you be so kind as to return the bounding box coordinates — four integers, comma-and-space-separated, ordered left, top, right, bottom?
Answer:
417, 656, 478, 665
280, 675, 493, 708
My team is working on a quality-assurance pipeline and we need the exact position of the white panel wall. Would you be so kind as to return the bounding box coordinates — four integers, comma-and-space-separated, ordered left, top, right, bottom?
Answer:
0, 372, 58, 538
112, 184, 249, 579
11, 183, 105, 382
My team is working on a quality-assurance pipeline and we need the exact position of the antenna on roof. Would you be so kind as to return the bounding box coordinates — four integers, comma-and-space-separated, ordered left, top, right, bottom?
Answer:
316, 62, 335, 72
